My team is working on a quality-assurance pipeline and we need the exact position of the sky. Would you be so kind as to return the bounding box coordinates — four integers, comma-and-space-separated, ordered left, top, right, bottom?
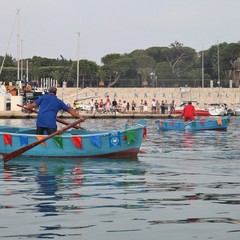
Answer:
1, 0, 239, 65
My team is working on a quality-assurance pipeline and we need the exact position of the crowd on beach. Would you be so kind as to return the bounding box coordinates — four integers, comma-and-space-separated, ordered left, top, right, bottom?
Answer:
74, 96, 176, 114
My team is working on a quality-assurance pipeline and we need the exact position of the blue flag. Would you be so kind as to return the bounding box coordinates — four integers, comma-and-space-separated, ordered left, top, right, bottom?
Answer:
90, 136, 101, 148
19, 135, 28, 146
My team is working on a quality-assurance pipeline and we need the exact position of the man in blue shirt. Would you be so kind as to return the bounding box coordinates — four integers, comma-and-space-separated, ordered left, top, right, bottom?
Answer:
27, 86, 85, 135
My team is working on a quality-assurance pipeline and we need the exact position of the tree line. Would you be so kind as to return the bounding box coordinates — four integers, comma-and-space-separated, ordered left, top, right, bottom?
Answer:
0, 41, 240, 88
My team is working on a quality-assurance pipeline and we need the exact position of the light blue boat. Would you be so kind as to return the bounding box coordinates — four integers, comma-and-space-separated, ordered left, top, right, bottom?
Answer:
0, 120, 147, 159
155, 117, 230, 131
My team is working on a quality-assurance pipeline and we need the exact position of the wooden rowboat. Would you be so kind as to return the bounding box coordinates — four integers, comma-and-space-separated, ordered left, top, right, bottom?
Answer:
155, 117, 230, 131
0, 120, 147, 159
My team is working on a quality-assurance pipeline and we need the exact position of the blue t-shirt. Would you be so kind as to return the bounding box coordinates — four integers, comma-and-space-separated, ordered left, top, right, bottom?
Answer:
35, 94, 70, 128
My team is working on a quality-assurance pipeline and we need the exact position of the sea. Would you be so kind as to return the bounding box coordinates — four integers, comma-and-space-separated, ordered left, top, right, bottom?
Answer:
0, 118, 240, 240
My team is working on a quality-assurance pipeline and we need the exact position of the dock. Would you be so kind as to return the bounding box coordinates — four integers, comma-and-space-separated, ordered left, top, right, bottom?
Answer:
0, 110, 180, 119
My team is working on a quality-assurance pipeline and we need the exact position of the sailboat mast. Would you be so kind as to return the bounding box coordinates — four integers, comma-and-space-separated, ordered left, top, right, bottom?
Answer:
76, 32, 80, 100
217, 43, 220, 87
17, 9, 20, 82
217, 42, 221, 104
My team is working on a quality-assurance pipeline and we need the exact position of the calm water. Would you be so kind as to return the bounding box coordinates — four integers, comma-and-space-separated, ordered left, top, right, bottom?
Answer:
0, 118, 240, 240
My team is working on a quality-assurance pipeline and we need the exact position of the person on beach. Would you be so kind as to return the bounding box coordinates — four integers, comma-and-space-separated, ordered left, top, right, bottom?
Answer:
26, 86, 85, 135
182, 101, 197, 121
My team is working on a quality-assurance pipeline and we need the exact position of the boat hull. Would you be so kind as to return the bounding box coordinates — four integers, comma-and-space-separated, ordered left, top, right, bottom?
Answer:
170, 109, 211, 116
155, 117, 230, 131
0, 120, 147, 159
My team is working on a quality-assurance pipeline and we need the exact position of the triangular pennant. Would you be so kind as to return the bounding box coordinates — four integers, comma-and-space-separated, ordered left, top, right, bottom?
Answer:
109, 131, 121, 148
200, 120, 205, 126
3, 134, 12, 146
90, 136, 101, 148
170, 121, 174, 126
125, 129, 137, 144
36, 136, 46, 146
192, 121, 197, 127
53, 136, 63, 149
19, 135, 28, 146
217, 119, 222, 125
72, 136, 82, 149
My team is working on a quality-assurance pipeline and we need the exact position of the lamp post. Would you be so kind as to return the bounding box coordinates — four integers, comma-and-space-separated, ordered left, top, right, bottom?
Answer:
201, 44, 204, 88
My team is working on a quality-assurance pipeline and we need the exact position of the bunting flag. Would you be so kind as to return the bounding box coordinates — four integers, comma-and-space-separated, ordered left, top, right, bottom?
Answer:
109, 131, 121, 148
192, 121, 197, 127
226, 118, 231, 124
36, 136, 46, 146
3, 134, 12, 146
177, 122, 181, 128
53, 136, 63, 149
142, 127, 147, 139
90, 136, 101, 148
170, 121, 174, 126
19, 135, 28, 146
72, 136, 82, 149
160, 121, 162, 126
200, 120, 205, 126
125, 129, 137, 144
164, 122, 168, 126
217, 119, 222, 125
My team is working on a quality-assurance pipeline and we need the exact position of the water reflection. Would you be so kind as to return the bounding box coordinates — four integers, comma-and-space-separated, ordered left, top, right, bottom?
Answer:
1, 119, 240, 239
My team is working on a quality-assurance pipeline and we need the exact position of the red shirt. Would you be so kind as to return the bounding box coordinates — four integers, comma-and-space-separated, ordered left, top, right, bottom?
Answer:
183, 104, 196, 117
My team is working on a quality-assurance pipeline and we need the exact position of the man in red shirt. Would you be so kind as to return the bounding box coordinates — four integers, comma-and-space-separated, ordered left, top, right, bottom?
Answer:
182, 101, 197, 121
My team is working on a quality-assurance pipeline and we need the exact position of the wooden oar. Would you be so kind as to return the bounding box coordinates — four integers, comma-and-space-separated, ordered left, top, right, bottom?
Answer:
3, 118, 83, 163
17, 104, 82, 130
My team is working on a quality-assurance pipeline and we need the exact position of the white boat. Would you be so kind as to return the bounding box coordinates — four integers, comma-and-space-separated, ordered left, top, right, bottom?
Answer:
233, 104, 240, 116
207, 103, 227, 116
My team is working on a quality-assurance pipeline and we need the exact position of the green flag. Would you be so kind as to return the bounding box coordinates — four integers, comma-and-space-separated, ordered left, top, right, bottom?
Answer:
53, 135, 63, 149
126, 130, 137, 144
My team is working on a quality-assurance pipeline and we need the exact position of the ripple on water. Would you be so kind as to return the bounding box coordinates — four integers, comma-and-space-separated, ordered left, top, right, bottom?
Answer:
0, 119, 240, 239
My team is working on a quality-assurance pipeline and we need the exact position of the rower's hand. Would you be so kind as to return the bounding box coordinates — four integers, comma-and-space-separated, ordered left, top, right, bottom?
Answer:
24, 104, 32, 114
58, 128, 64, 135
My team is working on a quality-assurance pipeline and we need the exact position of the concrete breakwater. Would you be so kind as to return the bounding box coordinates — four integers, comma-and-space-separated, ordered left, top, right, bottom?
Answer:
0, 110, 179, 119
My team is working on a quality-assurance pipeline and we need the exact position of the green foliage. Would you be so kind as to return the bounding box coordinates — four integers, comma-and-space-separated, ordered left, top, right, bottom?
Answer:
1, 41, 240, 87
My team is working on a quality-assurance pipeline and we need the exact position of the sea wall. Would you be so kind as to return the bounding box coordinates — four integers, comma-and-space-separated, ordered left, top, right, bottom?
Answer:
57, 87, 240, 108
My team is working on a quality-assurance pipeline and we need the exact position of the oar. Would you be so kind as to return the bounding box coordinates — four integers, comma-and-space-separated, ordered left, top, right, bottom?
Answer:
3, 118, 83, 163
17, 104, 82, 130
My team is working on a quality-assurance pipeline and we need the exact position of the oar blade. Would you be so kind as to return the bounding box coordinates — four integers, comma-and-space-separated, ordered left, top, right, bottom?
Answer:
3, 119, 83, 162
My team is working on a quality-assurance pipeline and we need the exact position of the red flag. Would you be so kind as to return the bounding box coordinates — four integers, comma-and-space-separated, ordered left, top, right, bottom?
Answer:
72, 136, 82, 149
200, 120, 205, 126
3, 134, 12, 146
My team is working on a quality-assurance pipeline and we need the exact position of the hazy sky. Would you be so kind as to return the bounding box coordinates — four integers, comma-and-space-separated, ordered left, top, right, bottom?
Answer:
1, 0, 239, 64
